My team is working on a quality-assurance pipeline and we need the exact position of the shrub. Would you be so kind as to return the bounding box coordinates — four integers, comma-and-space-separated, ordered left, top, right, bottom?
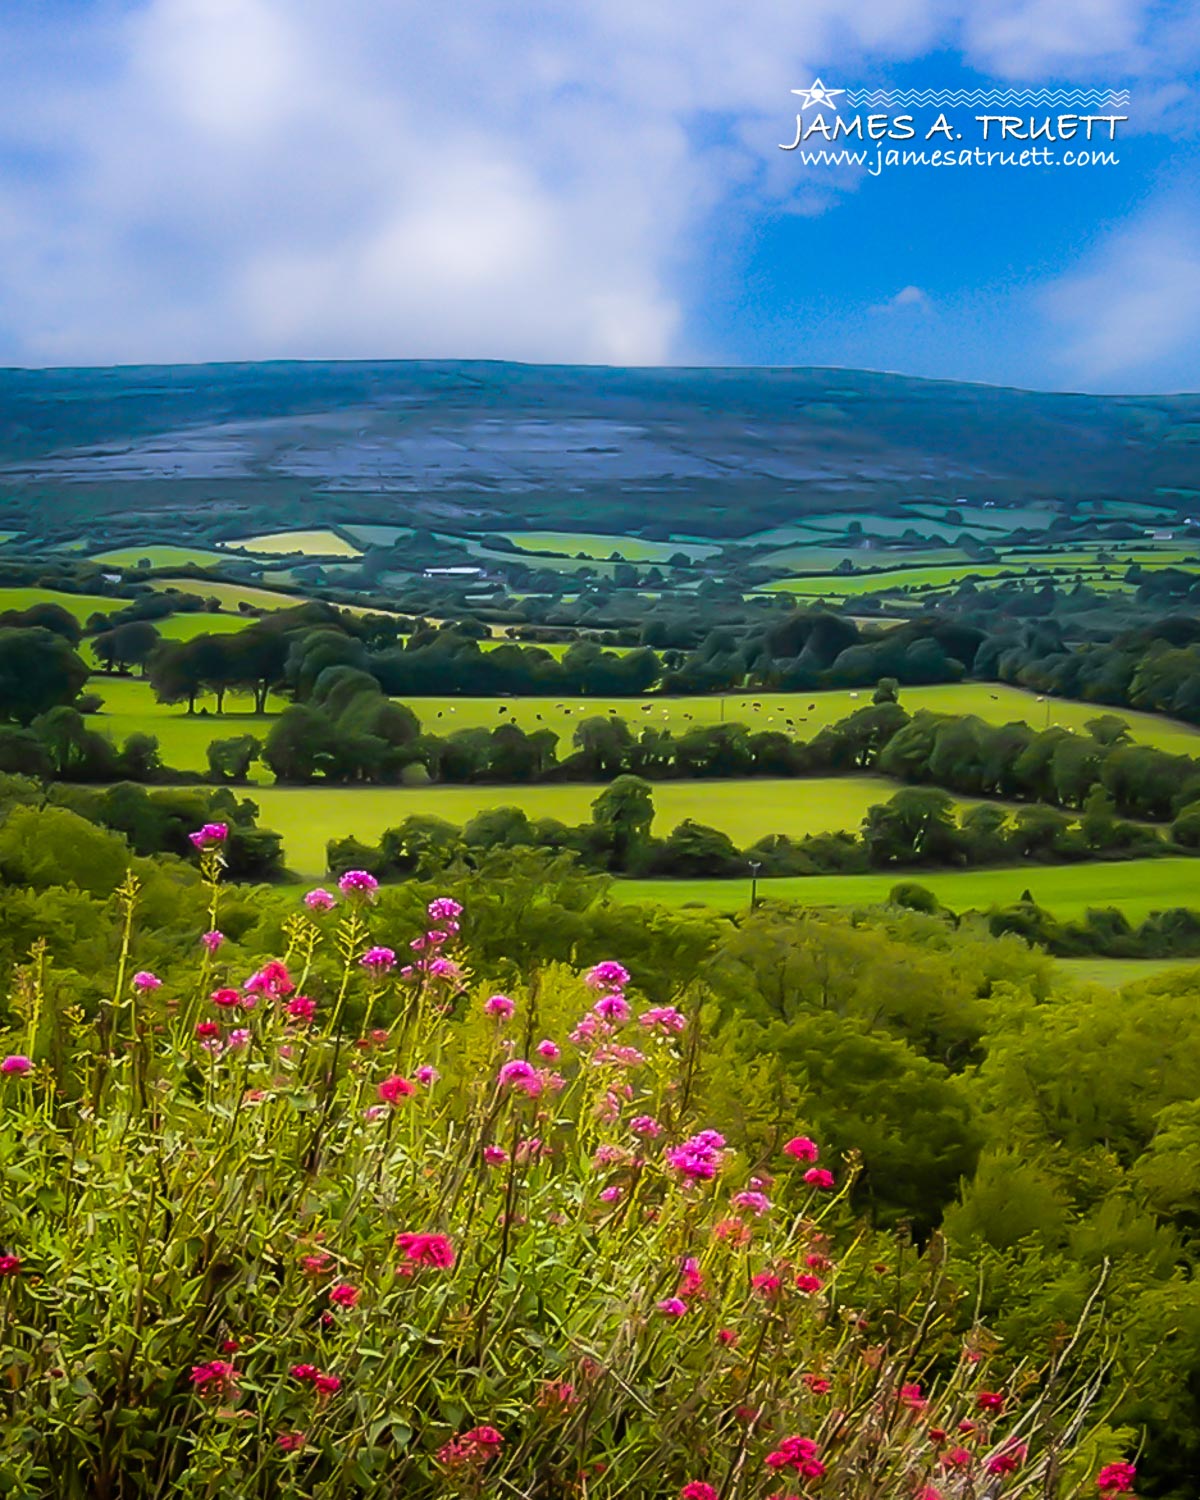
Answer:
0, 842, 1132, 1497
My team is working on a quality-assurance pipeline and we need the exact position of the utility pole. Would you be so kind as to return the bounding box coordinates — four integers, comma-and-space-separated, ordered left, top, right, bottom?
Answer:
749, 859, 762, 911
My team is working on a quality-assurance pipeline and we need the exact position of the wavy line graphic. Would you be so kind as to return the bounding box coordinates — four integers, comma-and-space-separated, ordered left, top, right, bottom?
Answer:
843, 89, 1129, 107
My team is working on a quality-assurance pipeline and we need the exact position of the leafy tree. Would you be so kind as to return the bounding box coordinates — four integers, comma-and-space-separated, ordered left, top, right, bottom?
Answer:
0, 628, 89, 724
590, 775, 654, 870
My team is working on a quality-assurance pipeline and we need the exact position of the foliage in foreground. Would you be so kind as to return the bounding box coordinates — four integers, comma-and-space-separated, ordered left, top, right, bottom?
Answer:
0, 839, 1136, 1499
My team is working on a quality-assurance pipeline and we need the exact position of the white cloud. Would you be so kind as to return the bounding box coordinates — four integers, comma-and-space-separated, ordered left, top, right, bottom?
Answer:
0, 0, 1192, 366
1039, 204, 1200, 387
870, 285, 934, 314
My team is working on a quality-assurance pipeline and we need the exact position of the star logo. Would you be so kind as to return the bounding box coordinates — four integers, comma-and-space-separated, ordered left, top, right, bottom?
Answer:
790, 78, 844, 110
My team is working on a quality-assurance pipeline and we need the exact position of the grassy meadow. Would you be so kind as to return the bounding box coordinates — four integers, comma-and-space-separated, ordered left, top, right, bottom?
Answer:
83, 677, 1200, 774
221, 528, 363, 556
616, 858, 1200, 923
251, 774, 935, 875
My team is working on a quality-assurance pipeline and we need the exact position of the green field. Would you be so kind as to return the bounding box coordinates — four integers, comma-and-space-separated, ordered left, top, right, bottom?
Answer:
1055, 955, 1200, 988
87, 677, 282, 765
497, 531, 718, 563
80, 678, 1200, 775
90, 545, 232, 569
0, 586, 126, 622
147, 578, 307, 611
252, 775, 928, 875
222, 529, 362, 558
615, 858, 1200, 923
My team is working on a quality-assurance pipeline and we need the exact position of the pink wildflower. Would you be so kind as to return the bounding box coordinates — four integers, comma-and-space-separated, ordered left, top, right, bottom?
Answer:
304, 888, 336, 911
593, 993, 630, 1022
901, 1383, 928, 1412
483, 1145, 508, 1167
226, 1028, 251, 1052
211, 986, 240, 1009
803, 1373, 831, 1395
630, 1114, 662, 1138
0, 1255, 21, 1276
732, 1190, 771, 1216
657, 1297, 688, 1318
200, 930, 224, 953
681, 1485, 719, 1500
536, 1038, 560, 1060
639, 1006, 687, 1033
337, 869, 378, 896
599, 1185, 623, 1203
484, 994, 515, 1019
359, 946, 395, 973
414, 1064, 439, 1085
665, 1129, 726, 1182
752, 1272, 783, 1298
976, 1390, 1005, 1413
765, 1435, 823, 1475
586, 960, 630, 990
717, 1328, 739, 1346
497, 1059, 542, 1096
783, 1136, 819, 1162
329, 1283, 359, 1308
286, 995, 316, 1023
377, 1075, 414, 1105
795, 1273, 823, 1295
803, 1167, 835, 1190
195, 1020, 220, 1040
314, 1372, 340, 1396
1096, 1462, 1137, 1495
940, 1448, 973, 1470
188, 822, 228, 849
132, 971, 161, 990
1, 1056, 32, 1076
394, 1231, 455, 1268
427, 896, 462, 927
986, 1445, 1028, 1476
437, 1425, 502, 1469
277, 1431, 307, 1453
189, 1359, 239, 1396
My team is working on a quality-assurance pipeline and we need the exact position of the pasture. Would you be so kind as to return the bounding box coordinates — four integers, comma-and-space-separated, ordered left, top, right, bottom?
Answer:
80, 677, 1200, 773
497, 530, 718, 562
0, 585, 126, 622
90, 545, 231, 569
221, 529, 362, 557
146, 577, 308, 610
251, 775, 966, 876
615, 858, 1200, 924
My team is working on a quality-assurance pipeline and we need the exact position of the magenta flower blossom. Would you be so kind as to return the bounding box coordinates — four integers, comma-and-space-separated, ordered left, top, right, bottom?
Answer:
378, 1075, 414, 1105
732, 1190, 771, 1217
681, 1483, 720, 1500
497, 1059, 542, 1096
657, 1297, 688, 1318
1, 1056, 32, 1076
665, 1129, 726, 1182
599, 1185, 623, 1203
535, 1038, 560, 1060
304, 887, 336, 911
337, 869, 379, 896
783, 1136, 819, 1162
428, 896, 463, 926
359, 946, 396, 974
200, 930, 224, 954
586, 960, 630, 991
227, 1028, 251, 1052
804, 1167, 836, 1190
593, 993, 630, 1023
189, 1358, 239, 1394
483, 1144, 508, 1167
630, 1114, 663, 1138
414, 1064, 439, 1085
795, 1273, 823, 1294
286, 995, 316, 1024
132, 971, 161, 990
329, 1282, 359, 1308
244, 960, 293, 999
638, 1005, 687, 1033
484, 994, 515, 1019
188, 822, 229, 849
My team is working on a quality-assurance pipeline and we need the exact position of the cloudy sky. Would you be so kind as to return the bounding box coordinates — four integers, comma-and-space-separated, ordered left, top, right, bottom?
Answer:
0, 0, 1197, 390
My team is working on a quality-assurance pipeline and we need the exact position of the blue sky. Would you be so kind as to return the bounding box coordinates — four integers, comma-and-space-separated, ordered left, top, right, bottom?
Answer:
0, 0, 1197, 391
